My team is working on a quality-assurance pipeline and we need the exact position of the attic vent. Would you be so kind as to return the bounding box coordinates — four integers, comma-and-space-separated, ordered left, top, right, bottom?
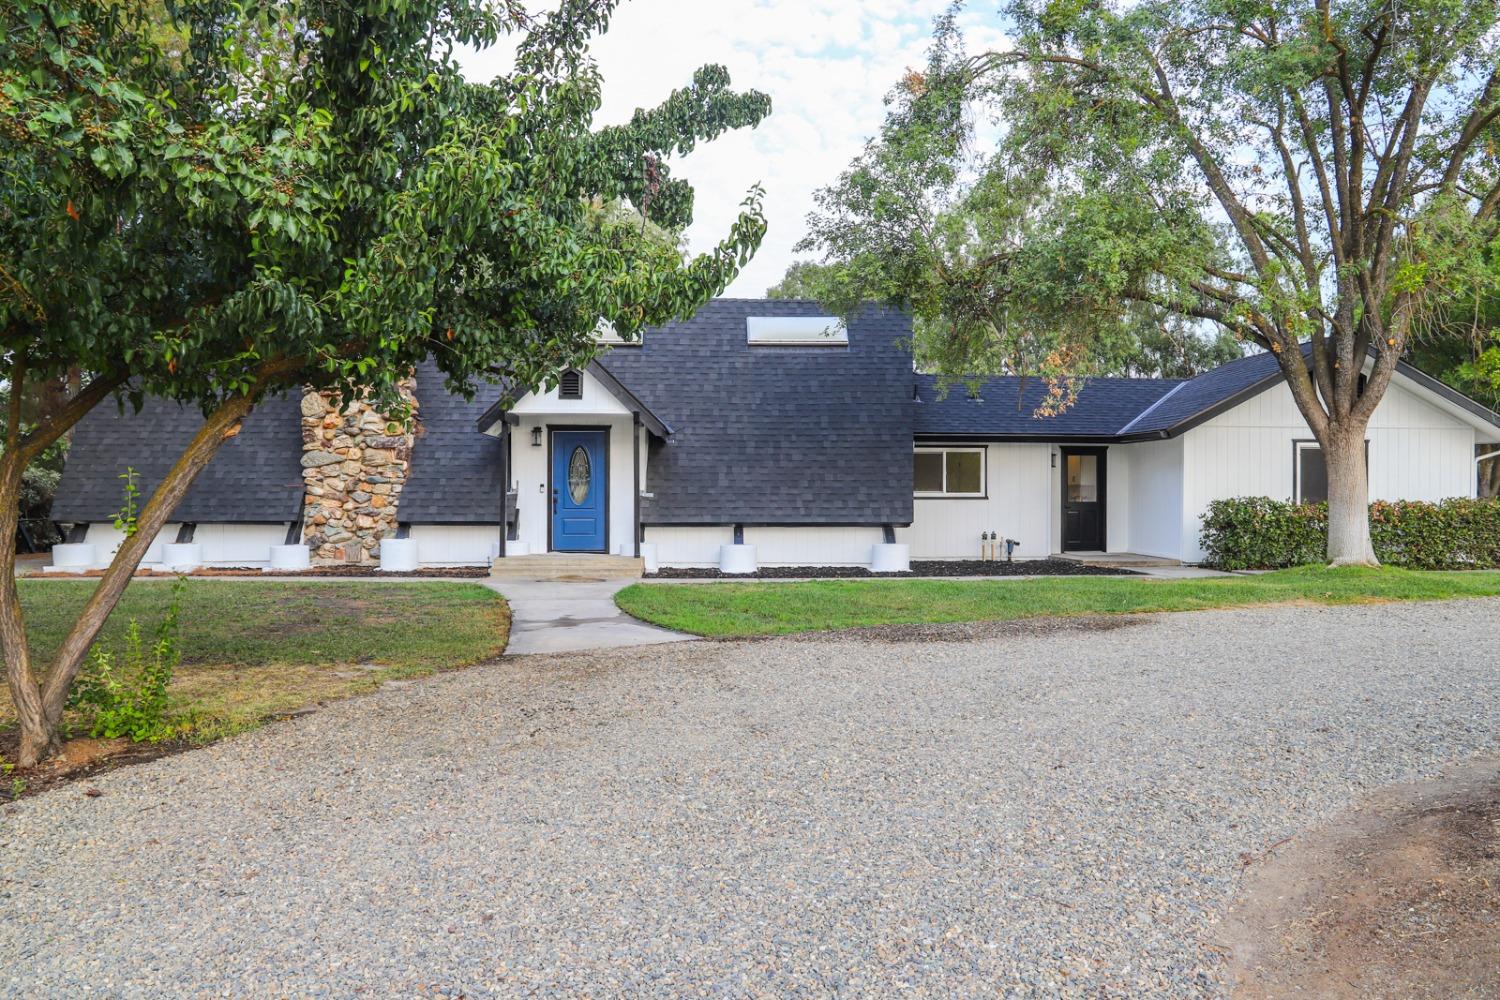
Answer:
559, 369, 583, 400
746, 316, 848, 346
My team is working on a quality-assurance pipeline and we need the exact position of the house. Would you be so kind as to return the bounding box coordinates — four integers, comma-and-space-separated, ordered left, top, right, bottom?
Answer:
49, 299, 1500, 571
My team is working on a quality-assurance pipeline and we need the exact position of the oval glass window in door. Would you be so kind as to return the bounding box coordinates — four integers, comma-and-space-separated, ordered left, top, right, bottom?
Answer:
567, 446, 591, 504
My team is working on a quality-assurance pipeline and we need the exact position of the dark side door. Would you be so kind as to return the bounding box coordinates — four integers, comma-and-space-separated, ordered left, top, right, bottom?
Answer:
1061, 447, 1107, 552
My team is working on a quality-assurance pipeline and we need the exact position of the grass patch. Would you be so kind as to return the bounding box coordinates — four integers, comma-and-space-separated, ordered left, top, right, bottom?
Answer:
3, 579, 509, 742
615, 565, 1500, 638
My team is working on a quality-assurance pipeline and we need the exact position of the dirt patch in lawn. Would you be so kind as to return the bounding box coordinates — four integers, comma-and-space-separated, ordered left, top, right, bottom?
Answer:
1222, 756, 1500, 999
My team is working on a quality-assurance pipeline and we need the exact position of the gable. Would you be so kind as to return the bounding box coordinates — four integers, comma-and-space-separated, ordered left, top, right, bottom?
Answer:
509, 366, 633, 417
1195, 366, 1500, 440
597, 299, 916, 525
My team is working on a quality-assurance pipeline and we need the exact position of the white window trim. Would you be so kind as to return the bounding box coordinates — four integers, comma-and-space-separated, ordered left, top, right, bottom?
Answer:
914, 446, 987, 498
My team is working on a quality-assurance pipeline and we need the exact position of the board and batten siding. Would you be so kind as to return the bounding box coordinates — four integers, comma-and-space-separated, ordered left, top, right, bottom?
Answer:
643, 525, 887, 567
407, 524, 501, 566
1119, 438, 1184, 561
642, 526, 733, 567
84, 522, 289, 566
1176, 378, 1478, 562
81, 522, 179, 567
899, 443, 1054, 560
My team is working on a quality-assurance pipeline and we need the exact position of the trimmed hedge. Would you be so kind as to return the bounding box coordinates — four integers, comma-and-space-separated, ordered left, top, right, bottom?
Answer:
1200, 497, 1500, 570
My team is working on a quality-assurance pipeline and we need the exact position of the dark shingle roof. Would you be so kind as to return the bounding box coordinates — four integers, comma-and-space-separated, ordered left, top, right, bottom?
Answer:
57, 316, 1494, 532
1118, 349, 1285, 437
51, 393, 306, 524
399, 361, 508, 523
598, 299, 915, 525
914, 374, 1183, 438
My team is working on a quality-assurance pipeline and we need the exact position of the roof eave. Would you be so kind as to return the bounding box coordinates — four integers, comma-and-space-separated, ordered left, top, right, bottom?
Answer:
586, 361, 673, 439
914, 431, 1127, 444
473, 363, 674, 440
1393, 360, 1500, 436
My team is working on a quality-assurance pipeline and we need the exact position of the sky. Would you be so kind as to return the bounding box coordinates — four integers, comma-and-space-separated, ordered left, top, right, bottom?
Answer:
456, 1, 1008, 297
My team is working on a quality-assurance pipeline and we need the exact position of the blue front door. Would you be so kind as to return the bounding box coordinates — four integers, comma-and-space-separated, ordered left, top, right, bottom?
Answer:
551, 430, 608, 552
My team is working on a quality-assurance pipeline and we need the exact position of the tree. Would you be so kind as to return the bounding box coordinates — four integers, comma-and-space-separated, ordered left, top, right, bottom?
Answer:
1, 384, 69, 551
769, 262, 1242, 377
0, 0, 771, 765
800, 0, 1500, 563
766, 260, 841, 299
1407, 248, 1500, 496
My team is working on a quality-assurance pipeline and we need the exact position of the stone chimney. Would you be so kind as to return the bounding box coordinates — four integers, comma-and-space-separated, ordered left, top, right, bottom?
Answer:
299, 383, 418, 565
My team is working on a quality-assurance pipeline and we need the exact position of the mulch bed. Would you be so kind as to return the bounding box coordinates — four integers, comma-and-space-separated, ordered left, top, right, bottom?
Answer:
23, 565, 489, 580
0, 730, 197, 802
0, 706, 333, 802
645, 558, 1138, 580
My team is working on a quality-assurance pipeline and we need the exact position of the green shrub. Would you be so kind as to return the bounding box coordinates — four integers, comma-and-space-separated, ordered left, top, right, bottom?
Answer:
1201, 497, 1500, 570
67, 578, 185, 742
1369, 498, 1500, 569
1199, 497, 1327, 570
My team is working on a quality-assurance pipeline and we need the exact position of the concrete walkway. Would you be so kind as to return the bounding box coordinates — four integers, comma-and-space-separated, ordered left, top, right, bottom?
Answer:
482, 577, 694, 656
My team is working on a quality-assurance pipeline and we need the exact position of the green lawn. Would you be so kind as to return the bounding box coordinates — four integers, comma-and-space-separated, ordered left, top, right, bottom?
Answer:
5, 579, 509, 742
615, 566, 1500, 638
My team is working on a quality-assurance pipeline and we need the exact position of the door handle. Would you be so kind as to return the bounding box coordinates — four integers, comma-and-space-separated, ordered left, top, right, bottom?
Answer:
551, 488, 558, 515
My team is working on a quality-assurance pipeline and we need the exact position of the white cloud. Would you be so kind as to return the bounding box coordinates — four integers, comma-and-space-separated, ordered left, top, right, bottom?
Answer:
456, 0, 1007, 296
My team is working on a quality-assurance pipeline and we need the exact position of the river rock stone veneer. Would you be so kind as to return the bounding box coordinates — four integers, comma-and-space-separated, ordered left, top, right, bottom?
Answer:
299, 383, 417, 565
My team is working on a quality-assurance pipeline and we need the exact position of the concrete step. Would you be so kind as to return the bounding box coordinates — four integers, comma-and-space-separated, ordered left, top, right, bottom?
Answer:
490, 554, 644, 581
1054, 552, 1182, 568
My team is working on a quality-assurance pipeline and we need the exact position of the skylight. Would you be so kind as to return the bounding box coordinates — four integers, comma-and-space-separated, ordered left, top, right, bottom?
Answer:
745, 316, 848, 346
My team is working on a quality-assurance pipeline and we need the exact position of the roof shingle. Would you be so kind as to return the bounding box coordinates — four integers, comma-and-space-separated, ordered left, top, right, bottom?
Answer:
398, 361, 509, 523
51, 393, 306, 524
913, 374, 1183, 438
598, 299, 915, 525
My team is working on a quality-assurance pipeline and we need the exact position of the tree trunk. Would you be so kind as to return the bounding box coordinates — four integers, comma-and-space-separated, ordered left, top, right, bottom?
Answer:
1481, 451, 1499, 499
0, 451, 53, 763
17, 393, 261, 764
1324, 425, 1378, 567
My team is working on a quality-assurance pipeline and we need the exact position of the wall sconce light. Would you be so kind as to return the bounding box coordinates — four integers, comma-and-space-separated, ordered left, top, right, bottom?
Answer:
530, 426, 543, 447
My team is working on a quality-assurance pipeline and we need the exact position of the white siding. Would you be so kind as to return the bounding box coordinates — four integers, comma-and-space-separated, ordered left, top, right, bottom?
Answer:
1178, 378, 1479, 562
745, 526, 885, 566
644, 525, 894, 567
899, 443, 1053, 560
410, 524, 501, 566
193, 523, 289, 566
643, 525, 734, 567
1105, 447, 1131, 554
81, 523, 180, 566
509, 368, 631, 417
83, 522, 285, 566
1119, 439, 1184, 560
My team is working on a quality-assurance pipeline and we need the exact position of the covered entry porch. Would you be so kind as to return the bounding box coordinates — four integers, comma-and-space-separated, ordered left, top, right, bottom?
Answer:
478, 361, 670, 560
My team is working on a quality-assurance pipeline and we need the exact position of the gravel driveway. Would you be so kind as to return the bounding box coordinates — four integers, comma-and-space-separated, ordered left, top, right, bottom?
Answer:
3, 600, 1498, 998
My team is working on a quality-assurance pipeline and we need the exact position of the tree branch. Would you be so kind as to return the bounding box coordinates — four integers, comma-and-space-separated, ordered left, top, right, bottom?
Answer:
36, 358, 300, 729
1442, 69, 1500, 187
16, 371, 127, 464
